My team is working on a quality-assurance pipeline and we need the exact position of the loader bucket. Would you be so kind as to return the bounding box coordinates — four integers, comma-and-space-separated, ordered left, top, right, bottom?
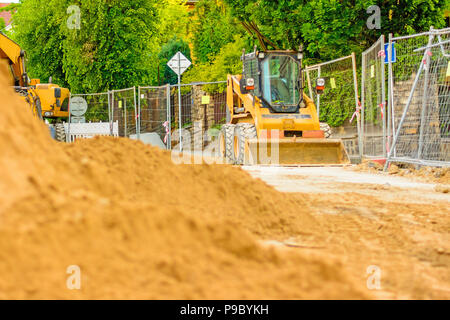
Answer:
245, 138, 350, 166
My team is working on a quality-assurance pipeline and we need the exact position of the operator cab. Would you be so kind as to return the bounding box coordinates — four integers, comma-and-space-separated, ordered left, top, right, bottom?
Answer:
240, 48, 326, 114
241, 49, 304, 113
261, 55, 301, 109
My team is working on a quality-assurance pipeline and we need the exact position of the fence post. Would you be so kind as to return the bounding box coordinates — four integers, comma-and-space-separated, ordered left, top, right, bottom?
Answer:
134, 86, 139, 140
387, 33, 395, 157
166, 83, 171, 150
361, 50, 366, 157
178, 75, 182, 152
381, 35, 387, 157
351, 52, 362, 158
67, 93, 72, 142
108, 90, 113, 136
305, 66, 313, 100
417, 27, 435, 160
137, 86, 140, 139
317, 66, 321, 118
124, 97, 127, 138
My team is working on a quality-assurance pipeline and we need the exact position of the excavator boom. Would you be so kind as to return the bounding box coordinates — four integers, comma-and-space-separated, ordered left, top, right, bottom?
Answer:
0, 32, 70, 131
0, 32, 27, 87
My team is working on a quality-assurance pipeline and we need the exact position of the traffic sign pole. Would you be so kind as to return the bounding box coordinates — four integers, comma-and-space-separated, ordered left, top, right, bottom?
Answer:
178, 54, 182, 152
167, 51, 191, 153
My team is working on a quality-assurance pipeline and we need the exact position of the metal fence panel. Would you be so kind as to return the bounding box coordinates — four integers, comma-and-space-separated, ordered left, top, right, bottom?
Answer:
361, 35, 387, 158
304, 54, 361, 159
386, 28, 450, 168
70, 92, 111, 123
138, 85, 171, 149
111, 87, 137, 138
388, 31, 431, 158
170, 82, 227, 152
68, 91, 115, 141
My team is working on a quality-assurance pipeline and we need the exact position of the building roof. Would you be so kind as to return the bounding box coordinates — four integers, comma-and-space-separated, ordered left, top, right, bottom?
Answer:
0, 3, 12, 27
185, 0, 198, 10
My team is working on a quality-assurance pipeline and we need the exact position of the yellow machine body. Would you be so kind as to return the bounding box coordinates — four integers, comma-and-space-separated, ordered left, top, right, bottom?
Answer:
33, 84, 70, 119
0, 32, 70, 120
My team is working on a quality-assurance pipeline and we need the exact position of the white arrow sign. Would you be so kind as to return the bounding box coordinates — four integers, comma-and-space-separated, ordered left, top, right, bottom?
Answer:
167, 51, 191, 76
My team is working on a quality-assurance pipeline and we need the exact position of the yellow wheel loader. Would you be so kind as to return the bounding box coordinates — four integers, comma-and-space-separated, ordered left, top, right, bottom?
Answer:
0, 32, 70, 142
219, 48, 349, 166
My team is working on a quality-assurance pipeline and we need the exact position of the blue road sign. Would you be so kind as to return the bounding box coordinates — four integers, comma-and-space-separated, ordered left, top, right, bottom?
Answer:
384, 42, 396, 64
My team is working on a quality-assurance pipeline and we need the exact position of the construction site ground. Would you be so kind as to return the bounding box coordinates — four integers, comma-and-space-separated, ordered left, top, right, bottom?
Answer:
245, 165, 450, 299
0, 62, 448, 300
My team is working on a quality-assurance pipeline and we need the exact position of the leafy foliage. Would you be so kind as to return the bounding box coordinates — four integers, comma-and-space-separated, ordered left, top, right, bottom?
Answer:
189, 0, 246, 63
223, 0, 447, 64
12, 0, 185, 93
182, 36, 248, 93
63, 0, 158, 93
12, 0, 69, 87
318, 71, 361, 127
158, 37, 191, 85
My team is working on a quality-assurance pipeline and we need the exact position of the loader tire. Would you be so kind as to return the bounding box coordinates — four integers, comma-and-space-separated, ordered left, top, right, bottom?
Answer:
219, 124, 235, 164
55, 123, 67, 143
233, 123, 257, 165
320, 122, 332, 139
34, 98, 43, 121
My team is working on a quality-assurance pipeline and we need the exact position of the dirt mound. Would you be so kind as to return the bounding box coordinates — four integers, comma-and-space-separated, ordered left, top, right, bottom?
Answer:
0, 63, 366, 299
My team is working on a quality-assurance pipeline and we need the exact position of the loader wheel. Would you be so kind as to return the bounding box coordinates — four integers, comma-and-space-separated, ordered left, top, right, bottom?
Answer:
34, 98, 43, 121
55, 123, 67, 143
218, 124, 235, 164
320, 122, 332, 139
233, 123, 257, 165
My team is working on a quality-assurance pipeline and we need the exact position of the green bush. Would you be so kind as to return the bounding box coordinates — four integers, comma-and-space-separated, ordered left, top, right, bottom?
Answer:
182, 36, 248, 93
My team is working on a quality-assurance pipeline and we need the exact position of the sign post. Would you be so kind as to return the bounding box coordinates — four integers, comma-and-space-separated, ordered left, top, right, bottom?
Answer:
167, 51, 191, 152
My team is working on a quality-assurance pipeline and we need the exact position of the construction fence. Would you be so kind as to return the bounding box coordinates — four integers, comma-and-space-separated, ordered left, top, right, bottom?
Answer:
67, 82, 228, 152
304, 53, 361, 160
65, 27, 449, 168
67, 91, 117, 142
170, 82, 227, 152
385, 27, 450, 168
112, 87, 137, 138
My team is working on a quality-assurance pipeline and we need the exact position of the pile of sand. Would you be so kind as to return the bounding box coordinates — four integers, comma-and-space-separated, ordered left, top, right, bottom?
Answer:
0, 63, 366, 299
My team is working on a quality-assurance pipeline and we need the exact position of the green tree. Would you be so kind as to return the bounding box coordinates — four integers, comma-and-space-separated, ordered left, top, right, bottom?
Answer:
158, 37, 191, 85
12, 0, 160, 93
63, 0, 158, 93
189, 0, 245, 63
182, 35, 247, 92
223, 0, 447, 63
12, 0, 69, 86
146, 0, 190, 86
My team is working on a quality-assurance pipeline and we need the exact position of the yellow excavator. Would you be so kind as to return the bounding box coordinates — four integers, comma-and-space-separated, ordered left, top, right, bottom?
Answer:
219, 48, 349, 165
0, 32, 70, 141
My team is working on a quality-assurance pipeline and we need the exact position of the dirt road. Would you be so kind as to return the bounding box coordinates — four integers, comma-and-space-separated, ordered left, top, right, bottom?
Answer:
244, 166, 450, 299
